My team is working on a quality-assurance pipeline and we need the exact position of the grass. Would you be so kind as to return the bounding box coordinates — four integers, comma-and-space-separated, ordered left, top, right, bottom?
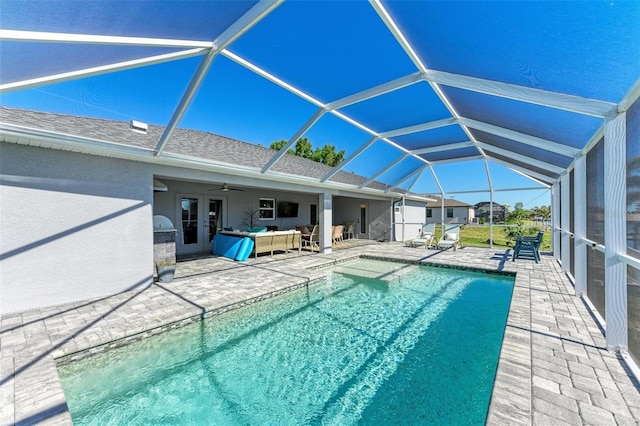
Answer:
434, 225, 552, 252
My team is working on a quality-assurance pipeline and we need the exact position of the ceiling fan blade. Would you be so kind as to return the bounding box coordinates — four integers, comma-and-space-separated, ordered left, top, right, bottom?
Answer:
207, 183, 244, 192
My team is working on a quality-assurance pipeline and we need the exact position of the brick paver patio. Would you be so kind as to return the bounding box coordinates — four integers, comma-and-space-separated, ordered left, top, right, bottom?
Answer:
1, 242, 639, 425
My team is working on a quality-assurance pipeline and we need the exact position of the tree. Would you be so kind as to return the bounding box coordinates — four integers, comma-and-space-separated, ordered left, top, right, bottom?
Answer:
270, 138, 346, 167
504, 204, 535, 245
311, 144, 345, 167
270, 140, 294, 154
531, 205, 551, 221
507, 206, 530, 224
294, 137, 314, 158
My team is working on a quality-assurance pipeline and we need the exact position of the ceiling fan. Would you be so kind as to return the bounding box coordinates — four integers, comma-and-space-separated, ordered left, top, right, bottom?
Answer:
209, 183, 244, 192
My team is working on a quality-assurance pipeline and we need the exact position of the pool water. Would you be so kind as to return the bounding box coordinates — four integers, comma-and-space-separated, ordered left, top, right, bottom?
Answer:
58, 259, 514, 425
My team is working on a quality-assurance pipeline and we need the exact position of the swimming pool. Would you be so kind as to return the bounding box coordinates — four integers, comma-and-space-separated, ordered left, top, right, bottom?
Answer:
58, 259, 514, 425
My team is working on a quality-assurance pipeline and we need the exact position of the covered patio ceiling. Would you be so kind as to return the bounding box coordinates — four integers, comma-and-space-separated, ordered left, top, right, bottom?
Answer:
1, 0, 639, 198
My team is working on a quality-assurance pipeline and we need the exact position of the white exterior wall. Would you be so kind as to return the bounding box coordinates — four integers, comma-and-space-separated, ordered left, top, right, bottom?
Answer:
393, 200, 425, 241
0, 144, 154, 313
425, 207, 474, 224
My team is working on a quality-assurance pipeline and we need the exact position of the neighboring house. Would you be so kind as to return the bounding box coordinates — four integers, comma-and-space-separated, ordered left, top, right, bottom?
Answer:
474, 201, 507, 223
0, 107, 430, 313
425, 197, 475, 225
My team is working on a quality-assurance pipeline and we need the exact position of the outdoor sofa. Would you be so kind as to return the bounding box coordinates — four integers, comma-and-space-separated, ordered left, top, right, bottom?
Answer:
220, 230, 302, 258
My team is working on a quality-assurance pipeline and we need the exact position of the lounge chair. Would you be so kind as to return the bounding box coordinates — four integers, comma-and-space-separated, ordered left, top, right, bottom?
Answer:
408, 223, 435, 248
437, 225, 461, 251
302, 225, 320, 251
512, 231, 544, 263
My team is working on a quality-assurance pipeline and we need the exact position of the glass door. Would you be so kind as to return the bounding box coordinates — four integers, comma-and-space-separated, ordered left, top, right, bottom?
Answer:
177, 195, 224, 254
178, 196, 201, 254
206, 198, 223, 250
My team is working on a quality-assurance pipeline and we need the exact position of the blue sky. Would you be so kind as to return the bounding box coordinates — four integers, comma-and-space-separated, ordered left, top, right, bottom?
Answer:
14, 0, 630, 210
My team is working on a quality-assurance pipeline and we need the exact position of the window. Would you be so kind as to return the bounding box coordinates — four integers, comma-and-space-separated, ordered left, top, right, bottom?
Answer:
447, 208, 453, 218
426, 208, 432, 218
259, 198, 275, 220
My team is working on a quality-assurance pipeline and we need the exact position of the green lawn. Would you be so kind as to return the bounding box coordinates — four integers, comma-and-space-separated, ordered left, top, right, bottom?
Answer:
435, 225, 552, 251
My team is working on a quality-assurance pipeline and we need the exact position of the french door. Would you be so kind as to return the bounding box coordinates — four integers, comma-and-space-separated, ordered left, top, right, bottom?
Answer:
176, 195, 224, 254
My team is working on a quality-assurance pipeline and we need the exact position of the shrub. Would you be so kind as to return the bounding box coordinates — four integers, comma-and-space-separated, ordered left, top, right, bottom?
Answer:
503, 224, 537, 246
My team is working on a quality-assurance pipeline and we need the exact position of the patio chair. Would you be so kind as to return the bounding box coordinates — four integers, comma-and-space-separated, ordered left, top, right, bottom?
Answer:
332, 224, 344, 244
437, 225, 461, 251
295, 225, 310, 236
408, 223, 435, 248
343, 221, 355, 240
302, 225, 320, 251
512, 231, 544, 263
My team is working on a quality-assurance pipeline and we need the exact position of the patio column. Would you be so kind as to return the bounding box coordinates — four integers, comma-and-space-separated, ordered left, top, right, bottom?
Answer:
319, 191, 333, 254
574, 155, 587, 296
561, 172, 571, 272
552, 183, 560, 261
604, 112, 627, 352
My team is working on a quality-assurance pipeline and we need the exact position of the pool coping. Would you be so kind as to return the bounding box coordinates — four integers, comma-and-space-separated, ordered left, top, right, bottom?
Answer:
2, 243, 639, 425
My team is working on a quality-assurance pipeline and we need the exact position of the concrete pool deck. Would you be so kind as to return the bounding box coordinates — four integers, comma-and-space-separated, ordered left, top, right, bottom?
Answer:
1, 243, 639, 425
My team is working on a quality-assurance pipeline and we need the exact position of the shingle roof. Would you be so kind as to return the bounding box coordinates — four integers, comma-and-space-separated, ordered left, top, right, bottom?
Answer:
425, 196, 473, 208
0, 107, 390, 191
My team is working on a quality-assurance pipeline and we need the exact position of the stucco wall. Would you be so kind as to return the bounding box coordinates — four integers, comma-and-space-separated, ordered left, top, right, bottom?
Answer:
332, 197, 363, 234
394, 200, 426, 241
0, 143, 154, 313
333, 197, 390, 240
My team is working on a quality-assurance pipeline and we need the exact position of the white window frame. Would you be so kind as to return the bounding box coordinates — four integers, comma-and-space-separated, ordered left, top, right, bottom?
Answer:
259, 198, 275, 220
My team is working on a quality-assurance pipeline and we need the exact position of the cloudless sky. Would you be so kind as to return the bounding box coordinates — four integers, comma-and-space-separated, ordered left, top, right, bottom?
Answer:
23, 0, 640, 211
